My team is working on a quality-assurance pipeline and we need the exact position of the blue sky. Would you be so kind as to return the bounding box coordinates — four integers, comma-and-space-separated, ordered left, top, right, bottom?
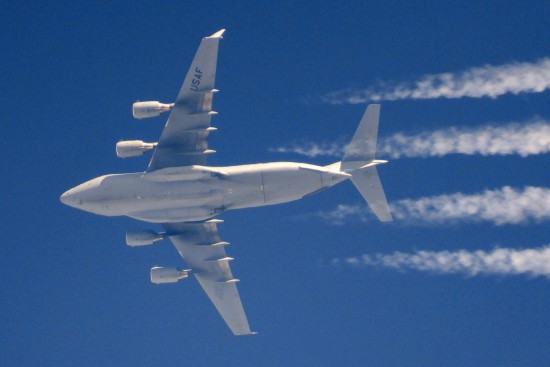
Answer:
2, 1, 550, 366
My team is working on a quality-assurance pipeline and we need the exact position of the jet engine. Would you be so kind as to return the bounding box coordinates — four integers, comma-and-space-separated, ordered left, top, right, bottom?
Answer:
116, 140, 156, 158
132, 101, 173, 119
150, 267, 190, 284
126, 230, 163, 246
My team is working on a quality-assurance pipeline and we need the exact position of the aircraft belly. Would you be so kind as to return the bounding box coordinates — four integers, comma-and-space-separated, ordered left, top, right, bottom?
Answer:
67, 164, 340, 222
219, 163, 328, 210
118, 175, 224, 222
221, 170, 265, 209
262, 168, 322, 205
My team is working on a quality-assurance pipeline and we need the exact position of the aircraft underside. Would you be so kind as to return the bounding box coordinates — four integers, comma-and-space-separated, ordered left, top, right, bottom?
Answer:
60, 29, 392, 335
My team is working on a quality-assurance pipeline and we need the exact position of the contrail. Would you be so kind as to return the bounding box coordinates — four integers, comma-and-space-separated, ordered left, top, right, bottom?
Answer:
331, 246, 550, 279
323, 58, 550, 103
380, 119, 550, 158
318, 186, 550, 226
270, 119, 550, 158
271, 141, 344, 158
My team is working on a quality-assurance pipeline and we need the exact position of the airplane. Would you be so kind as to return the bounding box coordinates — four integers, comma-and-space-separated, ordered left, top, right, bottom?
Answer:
60, 29, 392, 336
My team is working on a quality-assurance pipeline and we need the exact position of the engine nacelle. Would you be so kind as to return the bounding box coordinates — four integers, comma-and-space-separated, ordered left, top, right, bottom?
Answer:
150, 267, 190, 284
126, 230, 163, 246
132, 101, 173, 119
116, 140, 156, 158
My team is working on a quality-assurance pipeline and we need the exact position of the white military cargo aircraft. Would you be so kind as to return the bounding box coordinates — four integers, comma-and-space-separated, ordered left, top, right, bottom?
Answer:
60, 29, 392, 335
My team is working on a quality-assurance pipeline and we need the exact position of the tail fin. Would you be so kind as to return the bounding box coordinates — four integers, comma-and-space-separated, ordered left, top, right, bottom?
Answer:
350, 166, 393, 222
342, 104, 393, 222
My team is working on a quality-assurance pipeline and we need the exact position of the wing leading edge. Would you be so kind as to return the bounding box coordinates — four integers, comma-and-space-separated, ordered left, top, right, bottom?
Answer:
163, 221, 254, 336
147, 29, 225, 171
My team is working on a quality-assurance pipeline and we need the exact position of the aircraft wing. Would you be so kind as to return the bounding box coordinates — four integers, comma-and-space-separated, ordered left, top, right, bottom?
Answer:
162, 221, 254, 336
147, 29, 225, 172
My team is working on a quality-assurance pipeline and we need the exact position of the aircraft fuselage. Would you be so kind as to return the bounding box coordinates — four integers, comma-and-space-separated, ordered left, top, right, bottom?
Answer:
60, 162, 350, 223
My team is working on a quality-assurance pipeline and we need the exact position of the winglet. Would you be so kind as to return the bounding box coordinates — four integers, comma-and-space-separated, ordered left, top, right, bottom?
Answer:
207, 29, 226, 39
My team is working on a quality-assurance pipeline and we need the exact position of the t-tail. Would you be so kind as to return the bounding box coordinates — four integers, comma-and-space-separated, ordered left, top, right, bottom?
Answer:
326, 104, 393, 222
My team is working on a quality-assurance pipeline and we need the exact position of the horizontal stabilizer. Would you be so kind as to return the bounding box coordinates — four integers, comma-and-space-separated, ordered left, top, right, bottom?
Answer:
351, 166, 393, 222
342, 104, 380, 171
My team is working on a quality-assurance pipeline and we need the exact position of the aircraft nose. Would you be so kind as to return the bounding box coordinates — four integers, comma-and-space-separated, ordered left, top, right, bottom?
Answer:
60, 190, 72, 205
60, 189, 81, 207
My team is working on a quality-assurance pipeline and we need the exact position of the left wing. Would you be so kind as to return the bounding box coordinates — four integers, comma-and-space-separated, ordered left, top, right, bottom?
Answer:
147, 29, 225, 172
162, 221, 254, 335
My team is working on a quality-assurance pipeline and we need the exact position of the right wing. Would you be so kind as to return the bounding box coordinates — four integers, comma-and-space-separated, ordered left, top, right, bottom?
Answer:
147, 29, 225, 172
162, 221, 254, 336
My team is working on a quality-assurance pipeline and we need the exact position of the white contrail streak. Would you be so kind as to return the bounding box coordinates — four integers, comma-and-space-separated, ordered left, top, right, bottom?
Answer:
332, 246, 550, 279
318, 186, 550, 225
270, 119, 550, 158
380, 119, 550, 158
323, 58, 550, 103
270, 141, 344, 158
392, 186, 550, 225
